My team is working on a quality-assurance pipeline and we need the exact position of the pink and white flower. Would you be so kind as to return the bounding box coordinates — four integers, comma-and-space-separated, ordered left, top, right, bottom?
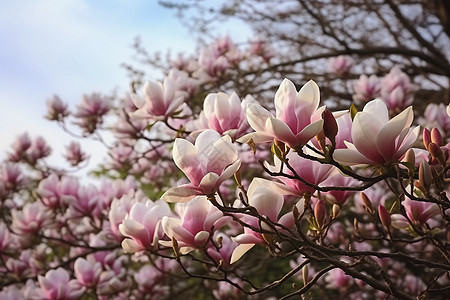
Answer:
230, 178, 301, 263
37, 267, 85, 300
333, 99, 420, 166
161, 130, 241, 203
353, 74, 381, 104
239, 79, 324, 149
129, 78, 185, 119
119, 199, 172, 253
160, 196, 229, 254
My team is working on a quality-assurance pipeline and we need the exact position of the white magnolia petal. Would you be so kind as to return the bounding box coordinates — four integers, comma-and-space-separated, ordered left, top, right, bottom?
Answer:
121, 238, 143, 253
266, 117, 297, 147
237, 132, 274, 144
274, 78, 297, 118
297, 80, 320, 114
362, 98, 389, 124
246, 103, 273, 132
352, 112, 384, 163
230, 243, 256, 264
333, 149, 375, 166
161, 185, 200, 203
216, 160, 242, 187
376, 106, 414, 161
198, 173, 220, 193
296, 119, 324, 146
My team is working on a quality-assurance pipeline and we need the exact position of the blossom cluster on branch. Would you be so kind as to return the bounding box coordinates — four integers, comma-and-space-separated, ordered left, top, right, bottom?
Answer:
1, 28, 450, 300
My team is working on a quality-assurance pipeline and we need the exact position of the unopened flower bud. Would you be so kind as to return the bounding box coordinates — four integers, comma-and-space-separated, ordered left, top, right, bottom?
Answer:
378, 205, 391, 228
332, 204, 340, 219
431, 128, 443, 147
314, 200, 326, 229
423, 128, 431, 150
428, 142, 445, 164
419, 160, 432, 191
315, 131, 326, 150
302, 265, 309, 285
360, 192, 373, 214
322, 109, 338, 144
274, 139, 286, 156
403, 149, 415, 169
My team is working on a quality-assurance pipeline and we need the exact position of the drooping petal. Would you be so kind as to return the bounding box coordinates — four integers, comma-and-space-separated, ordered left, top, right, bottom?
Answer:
230, 243, 255, 264
161, 185, 200, 203
266, 117, 298, 147
246, 103, 273, 132
333, 148, 376, 166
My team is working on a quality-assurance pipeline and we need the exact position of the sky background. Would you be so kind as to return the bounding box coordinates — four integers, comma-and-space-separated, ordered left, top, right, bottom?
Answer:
0, 0, 250, 171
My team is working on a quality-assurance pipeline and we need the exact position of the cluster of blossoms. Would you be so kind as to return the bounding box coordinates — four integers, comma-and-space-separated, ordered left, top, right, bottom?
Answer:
1, 35, 449, 300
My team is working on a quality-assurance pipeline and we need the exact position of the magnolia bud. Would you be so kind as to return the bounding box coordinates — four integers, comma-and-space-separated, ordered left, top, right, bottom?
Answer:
378, 205, 391, 228
423, 128, 431, 150
431, 128, 443, 147
314, 200, 326, 229
302, 265, 309, 285
419, 160, 432, 191
428, 142, 445, 164
360, 192, 373, 214
274, 139, 286, 155
322, 109, 338, 144
332, 204, 340, 219
315, 131, 326, 150
403, 148, 415, 169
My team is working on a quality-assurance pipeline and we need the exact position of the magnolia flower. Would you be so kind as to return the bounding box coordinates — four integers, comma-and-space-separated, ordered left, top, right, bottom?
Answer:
391, 198, 440, 229
119, 199, 172, 253
74, 257, 102, 287
161, 130, 241, 203
333, 99, 420, 166
239, 79, 324, 149
230, 178, 301, 263
45, 95, 69, 121
200, 91, 252, 139
160, 196, 229, 254
264, 151, 336, 196
12, 202, 51, 235
353, 74, 381, 104
129, 78, 185, 119
37, 268, 85, 300
328, 55, 353, 75
380, 66, 416, 112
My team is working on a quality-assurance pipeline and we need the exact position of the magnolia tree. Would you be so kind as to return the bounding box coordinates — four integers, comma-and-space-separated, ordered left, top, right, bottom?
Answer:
1, 1, 450, 300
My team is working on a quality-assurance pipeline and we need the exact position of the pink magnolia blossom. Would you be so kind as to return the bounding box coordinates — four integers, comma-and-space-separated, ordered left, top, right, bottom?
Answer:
206, 232, 239, 268
353, 74, 381, 104
27, 136, 51, 163
12, 202, 51, 235
264, 151, 336, 196
160, 195, 229, 254
333, 99, 420, 166
230, 178, 302, 263
200, 91, 252, 139
37, 174, 79, 209
64, 141, 88, 166
74, 93, 110, 134
129, 78, 185, 119
322, 174, 358, 206
45, 95, 69, 121
119, 199, 172, 253
239, 79, 324, 149
328, 55, 353, 75
74, 257, 102, 287
380, 66, 417, 113
37, 268, 85, 300
391, 198, 440, 229
161, 130, 241, 203
109, 190, 146, 239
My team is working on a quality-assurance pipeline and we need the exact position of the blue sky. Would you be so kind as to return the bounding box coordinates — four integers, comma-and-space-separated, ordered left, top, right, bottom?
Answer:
0, 0, 250, 168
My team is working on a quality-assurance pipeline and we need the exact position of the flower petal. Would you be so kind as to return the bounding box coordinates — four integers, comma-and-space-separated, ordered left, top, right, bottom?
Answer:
230, 244, 255, 264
